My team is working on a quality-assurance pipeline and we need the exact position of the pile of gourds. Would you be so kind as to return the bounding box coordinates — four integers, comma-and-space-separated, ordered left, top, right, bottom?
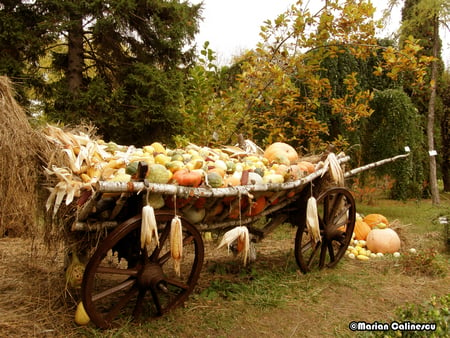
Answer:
346, 213, 405, 260
43, 125, 317, 217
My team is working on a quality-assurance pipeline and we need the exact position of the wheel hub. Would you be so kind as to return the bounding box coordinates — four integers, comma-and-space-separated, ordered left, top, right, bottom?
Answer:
137, 262, 164, 289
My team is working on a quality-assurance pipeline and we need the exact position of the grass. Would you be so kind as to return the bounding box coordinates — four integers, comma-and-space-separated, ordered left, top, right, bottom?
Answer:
1, 196, 449, 337
71, 196, 450, 337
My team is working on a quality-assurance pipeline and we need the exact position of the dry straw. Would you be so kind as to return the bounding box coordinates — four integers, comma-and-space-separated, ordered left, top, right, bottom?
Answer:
0, 76, 50, 237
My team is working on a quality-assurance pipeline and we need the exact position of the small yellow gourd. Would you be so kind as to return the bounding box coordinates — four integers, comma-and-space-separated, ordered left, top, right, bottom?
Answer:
74, 301, 90, 325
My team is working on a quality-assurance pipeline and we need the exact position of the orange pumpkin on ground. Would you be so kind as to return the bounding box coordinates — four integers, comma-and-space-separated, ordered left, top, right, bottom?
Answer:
354, 219, 371, 240
363, 214, 389, 229
264, 142, 299, 165
366, 228, 401, 253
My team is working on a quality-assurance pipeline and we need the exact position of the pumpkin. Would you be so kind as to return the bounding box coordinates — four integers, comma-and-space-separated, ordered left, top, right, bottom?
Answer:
172, 168, 203, 187
297, 161, 315, 174
208, 166, 226, 178
223, 174, 241, 187
183, 206, 206, 224
146, 164, 171, 183
363, 214, 389, 229
354, 219, 371, 240
207, 171, 223, 188
366, 228, 401, 253
165, 196, 192, 209
264, 142, 299, 165
246, 196, 267, 216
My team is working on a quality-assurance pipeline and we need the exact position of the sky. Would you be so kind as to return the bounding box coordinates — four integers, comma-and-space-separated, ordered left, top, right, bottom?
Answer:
189, 0, 449, 67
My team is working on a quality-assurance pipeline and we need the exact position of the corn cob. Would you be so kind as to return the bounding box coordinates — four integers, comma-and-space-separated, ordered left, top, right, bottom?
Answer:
141, 205, 159, 249
217, 226, 250, 266
322, 152, 344, 186
170, 216, 183, 277
306, 196, 322, 244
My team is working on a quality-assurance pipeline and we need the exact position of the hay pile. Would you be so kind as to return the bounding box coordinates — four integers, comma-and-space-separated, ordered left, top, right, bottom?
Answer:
0, 76, 50, 237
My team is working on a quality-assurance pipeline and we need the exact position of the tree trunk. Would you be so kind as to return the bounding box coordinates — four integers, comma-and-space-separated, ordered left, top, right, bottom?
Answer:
427, 15, 440, 205
442, 107, 450, 191
67, 12, 84, 94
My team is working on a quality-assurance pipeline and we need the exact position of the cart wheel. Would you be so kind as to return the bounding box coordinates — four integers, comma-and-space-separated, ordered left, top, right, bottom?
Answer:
81, 211, 204, 329
294, 187, 356, 273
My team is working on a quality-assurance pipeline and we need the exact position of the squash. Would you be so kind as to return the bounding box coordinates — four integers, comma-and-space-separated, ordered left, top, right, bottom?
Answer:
366, 228, 401, 253
207, 171, 223, 188
183, 206, 206, 223
74, 301, 90, 325
354, 219, 371, 240
223, 174, 241, 187
264, 142, 299, 165
246, 196, 266, 216
363, 213, 389, 229
146, 164, 171, 183
172, 168, 203, 187
297, 161, 315, 174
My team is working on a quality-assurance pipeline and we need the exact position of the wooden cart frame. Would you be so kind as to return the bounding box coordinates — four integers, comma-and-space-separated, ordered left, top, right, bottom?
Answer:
67, 153, 408, 328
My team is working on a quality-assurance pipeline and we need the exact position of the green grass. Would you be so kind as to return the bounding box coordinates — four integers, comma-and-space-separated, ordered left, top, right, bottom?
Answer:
357, 196, 450, 234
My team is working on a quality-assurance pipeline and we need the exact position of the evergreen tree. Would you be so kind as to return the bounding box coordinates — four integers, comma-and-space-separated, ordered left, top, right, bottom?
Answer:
0, 0, 202, 146
0, 0, 54, 106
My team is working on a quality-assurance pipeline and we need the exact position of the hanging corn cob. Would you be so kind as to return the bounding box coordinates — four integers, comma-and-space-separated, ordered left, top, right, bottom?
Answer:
322, 152, 344, 186
170, 216, 183, 277
217, 226, 250, 266
306, 196, 322, 244
141, 205, 159, 249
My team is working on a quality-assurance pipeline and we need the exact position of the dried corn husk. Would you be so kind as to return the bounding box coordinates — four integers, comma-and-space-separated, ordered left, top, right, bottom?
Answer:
44, 166, 82, 216
217, 226, 250, 266
141, 205, 159, 249
170, 216, 183, 277
306, 196, 321, 244
322, 152, 344, 186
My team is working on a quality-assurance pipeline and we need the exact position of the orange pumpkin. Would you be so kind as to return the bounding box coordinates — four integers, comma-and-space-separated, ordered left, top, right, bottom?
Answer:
297, 161, 315, 174
366, 228, 401, 253
354, 219, 371, 240
246, 196, 267, 216
223, 175, 241, 187
363, 214, 389, 229
172, 169, 203, 187
264, 142, 299, 165
165, 196, 192, 209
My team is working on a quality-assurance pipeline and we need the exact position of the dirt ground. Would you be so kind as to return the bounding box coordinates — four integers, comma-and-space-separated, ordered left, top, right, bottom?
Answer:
0, 229, 449, 337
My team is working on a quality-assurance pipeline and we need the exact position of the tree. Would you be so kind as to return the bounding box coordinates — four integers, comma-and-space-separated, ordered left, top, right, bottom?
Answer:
211, 0, 430, 152
441, 70, 450, 191
362, 89, 425, 199
0, 0, 54, 106
1, 0, 202, 146
399, 0, 450, 203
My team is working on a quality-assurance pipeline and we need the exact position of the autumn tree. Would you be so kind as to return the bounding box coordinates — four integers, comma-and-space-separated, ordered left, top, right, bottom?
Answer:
399, 0, 450, 203
194, 0, 429, 152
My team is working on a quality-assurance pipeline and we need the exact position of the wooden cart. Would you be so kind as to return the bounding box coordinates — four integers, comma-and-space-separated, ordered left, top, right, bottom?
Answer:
64, 152, 408, 328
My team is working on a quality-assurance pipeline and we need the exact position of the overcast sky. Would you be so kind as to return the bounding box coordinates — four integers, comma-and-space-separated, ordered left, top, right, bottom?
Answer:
190, 0, 449, 67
